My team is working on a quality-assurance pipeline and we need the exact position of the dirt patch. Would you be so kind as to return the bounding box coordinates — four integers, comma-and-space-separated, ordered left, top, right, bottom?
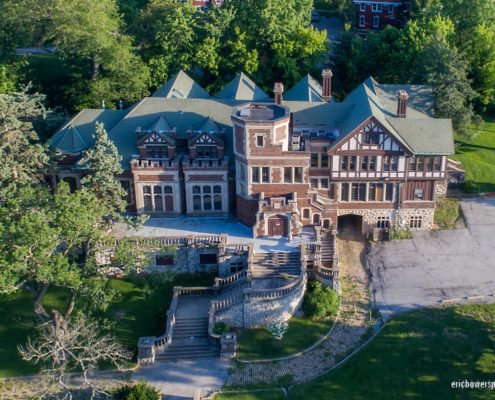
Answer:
337, 232, 368, 283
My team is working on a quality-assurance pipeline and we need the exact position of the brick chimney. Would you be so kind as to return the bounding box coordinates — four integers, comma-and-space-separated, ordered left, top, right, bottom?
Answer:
397, 90, 409, 118
322, 69, 333, 102
274, 82, 284, 105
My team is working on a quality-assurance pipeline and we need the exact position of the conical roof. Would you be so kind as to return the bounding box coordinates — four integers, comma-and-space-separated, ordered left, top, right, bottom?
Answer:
51, 124, 88, 153
152, 70, 210, 99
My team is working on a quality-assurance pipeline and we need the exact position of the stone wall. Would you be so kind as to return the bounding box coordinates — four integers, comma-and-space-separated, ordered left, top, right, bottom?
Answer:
218, 252, 248, 277
150, 245, 219, 274
435, 179, 448, 198
398, 207, 434, 230
215, 303, 245, 328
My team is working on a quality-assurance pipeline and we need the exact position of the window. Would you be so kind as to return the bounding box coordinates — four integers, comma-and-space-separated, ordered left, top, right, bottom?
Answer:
364, 132, 379, 144
252, 167, 260, 183
385, 183, 394, 201
372, 4, 382, 12
360, 3, 366, 11
146, 145, 167, 158
303, 209, 310, 219
349, 156, 356, 171
320, 178, 329, 189
197, 146, 217, 159
321, 154, 329, 168
418, 156, 424, 170
204, 195, 212, 210
341, 156, 348, 171
391, 156, 398, 171
120, 180, 132, 204
351, 183, 366, 201
214, 185, 221, 193
426, 157, 433, 171
351, 183, 359, 201
377, 217, 390, 229
311, 153, 319, 167
310, 178, 318, 189
262, 167, 270, 183
193, 195, 201, 210
240, 183, 246, 195
154, 195, 163, 210
409, 157, 416, 171
361, 156, 368, 171
256, 135, 264, 147
164, 185, 173, 194
414, 188, 424, 200
193, 185, 201, 194
199, 253, 217, 264
434, 157, 441, 171
359, 15, 365, 27
359, 183, 366, 201
313, 214, 320, 225
284, 167, 292, 183
388, 4, 394, 13
383, 156, 390, 171
373, 15, 380, 27
294, 167, 303, 183
143, 185, 152, 211
203, 185, 211, 194
410, 216, 423, 229
341, 183, 349, 201
154, 186, 162, 194
369, 183, 384, 201
240, 164, 246, 181
214, 194, 222, 210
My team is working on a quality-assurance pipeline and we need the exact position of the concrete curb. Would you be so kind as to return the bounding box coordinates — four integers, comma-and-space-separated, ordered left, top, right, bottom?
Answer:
235, 306, 341, 364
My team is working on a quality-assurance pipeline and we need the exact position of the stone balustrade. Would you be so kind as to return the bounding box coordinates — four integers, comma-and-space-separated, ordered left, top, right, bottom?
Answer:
214, 269, 248, 287
244, 269, 306, 301
114, 234, 227, 247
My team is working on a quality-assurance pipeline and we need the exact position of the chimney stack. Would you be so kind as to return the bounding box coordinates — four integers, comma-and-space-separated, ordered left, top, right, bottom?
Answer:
322, 69, 333, 102
397, 90, 409, 118
274, 82, 284, 105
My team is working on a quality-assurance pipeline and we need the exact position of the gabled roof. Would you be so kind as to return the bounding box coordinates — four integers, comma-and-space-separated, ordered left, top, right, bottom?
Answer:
50, 124, 87, 153
152, 70, 210, 99
149, 115, 172, 132
198, 116, 220, 133
138, 131, 175, 146
49, 109, 127, 153
284, 75, 324, 102
215, 73, 269, 100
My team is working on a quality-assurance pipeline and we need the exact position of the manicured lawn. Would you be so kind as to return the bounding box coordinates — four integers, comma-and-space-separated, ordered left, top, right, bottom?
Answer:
0, 273, 215, 377
214, 391, 286, 400
289, 305, 495, 400
434, 197, 463, 229
236, 316, 334, 360
452, 117, 495, 194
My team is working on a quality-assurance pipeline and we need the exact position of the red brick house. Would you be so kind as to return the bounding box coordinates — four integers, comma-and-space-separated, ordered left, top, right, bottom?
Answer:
50, 69, 454, 238
353, 0, 409, 31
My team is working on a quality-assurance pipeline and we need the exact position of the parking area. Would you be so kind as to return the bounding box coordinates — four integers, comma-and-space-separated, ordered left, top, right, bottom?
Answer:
312, 16, 344, 43
369, 197, 495, 320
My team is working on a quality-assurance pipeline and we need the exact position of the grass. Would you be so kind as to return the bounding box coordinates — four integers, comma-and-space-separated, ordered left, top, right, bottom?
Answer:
213, 390, 286, 400
288, 305, 495, 400
0, 272, 215, 377
434, 197, 463, 229
236, 315, 334, 360
452, 117, 495, 194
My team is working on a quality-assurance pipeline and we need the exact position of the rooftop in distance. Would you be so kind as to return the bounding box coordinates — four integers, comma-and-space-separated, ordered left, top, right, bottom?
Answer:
233, 103, 289, 122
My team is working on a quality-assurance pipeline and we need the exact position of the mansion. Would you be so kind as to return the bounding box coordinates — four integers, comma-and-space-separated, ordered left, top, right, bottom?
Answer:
50, 69, 454, 238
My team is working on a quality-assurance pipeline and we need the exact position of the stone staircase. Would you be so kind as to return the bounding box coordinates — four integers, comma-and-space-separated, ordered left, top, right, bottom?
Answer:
321, 231, 335, 267
154, 295, 219, 362
251, 251, 301, 278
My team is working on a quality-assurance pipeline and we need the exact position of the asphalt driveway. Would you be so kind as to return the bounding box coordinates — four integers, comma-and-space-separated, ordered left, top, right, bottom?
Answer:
369, 197, 495, 320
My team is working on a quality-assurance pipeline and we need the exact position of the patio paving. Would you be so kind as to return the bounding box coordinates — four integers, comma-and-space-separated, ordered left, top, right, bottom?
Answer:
112, 216, 315, 253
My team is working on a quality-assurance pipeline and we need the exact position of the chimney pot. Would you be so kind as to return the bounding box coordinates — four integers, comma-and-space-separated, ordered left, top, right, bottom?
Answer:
322, 69, 333, 102
274, 82, 284, 105
397, 90, 409, 118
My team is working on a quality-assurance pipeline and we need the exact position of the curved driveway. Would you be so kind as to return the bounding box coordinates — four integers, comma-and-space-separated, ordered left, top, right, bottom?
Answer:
369, 197, 495, 320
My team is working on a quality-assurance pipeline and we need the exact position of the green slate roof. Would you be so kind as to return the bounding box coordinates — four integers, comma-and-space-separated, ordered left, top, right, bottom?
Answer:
149, 115, 172, 132
284, 75, 324, 102
215, 73, 269, 100
49, 109, 127, 153
152, 70, 210, 99
198, 116, 220, 133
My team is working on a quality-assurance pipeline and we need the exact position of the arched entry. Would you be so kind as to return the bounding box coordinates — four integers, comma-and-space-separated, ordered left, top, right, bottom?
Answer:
338, 214, 363, 234
322, 219, 331, 230
268, 214, 288, 237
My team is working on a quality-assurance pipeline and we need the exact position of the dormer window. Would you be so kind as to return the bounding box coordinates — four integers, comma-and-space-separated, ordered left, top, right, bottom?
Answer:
146, 145, 168, 158
197, 145, 217, 159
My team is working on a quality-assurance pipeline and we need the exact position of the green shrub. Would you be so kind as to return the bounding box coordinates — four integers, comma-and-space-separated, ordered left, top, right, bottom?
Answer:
303, 281, 339, 318
113, 381, 161, 400
213, 322, 230, 335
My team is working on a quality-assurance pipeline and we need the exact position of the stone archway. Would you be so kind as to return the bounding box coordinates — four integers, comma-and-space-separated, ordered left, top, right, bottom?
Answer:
338, 214, 363, 234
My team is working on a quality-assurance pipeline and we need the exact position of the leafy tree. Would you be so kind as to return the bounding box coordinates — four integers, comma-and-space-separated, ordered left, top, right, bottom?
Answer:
0, 65, 18, 94
0, 86, 50, 197
303, 281, 339, 318
416, 33, 480, 137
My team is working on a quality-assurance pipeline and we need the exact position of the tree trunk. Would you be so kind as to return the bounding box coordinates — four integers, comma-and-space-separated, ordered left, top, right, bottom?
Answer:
64, 291, 77, 319
91, 58, 100, 80
33, 282, 51, 323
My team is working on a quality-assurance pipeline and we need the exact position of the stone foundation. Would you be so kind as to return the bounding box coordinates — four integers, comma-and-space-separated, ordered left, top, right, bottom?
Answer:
150, 246, 220, 274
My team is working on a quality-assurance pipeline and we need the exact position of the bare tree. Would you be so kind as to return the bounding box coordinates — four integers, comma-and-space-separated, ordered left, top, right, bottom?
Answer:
18, 311, 132, 399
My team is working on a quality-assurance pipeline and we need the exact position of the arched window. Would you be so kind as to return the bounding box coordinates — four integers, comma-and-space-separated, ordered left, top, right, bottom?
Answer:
313, 213, 320, 225
214, 194, 222, 210
154, 195, 163, 210
164, 185, 173, 194
204, 195, 212, 210
203, 186, 211, 194
193, 185, 201, 194
213, 185, 221, 193
193, 195, 201, 210
143, 186, 152, 211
